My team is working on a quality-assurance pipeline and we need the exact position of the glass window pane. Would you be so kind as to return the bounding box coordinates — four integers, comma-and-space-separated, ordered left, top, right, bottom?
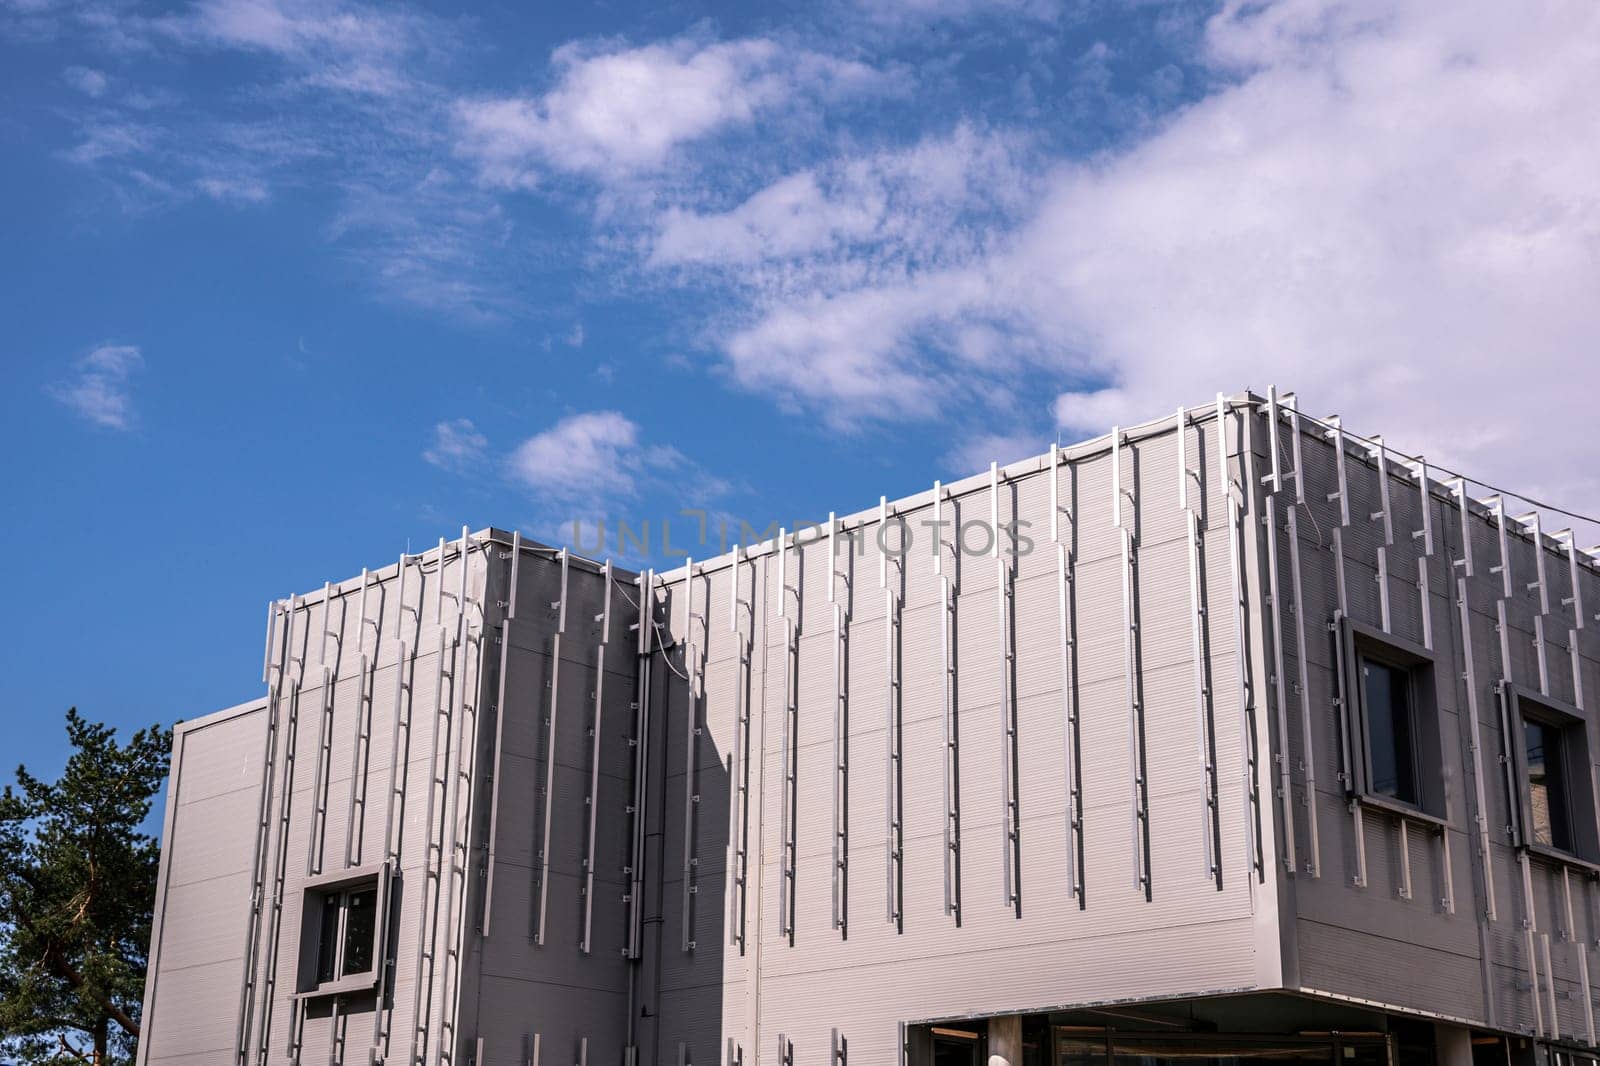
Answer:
1526, 719, 1573, 851
315, 897, 340, 985
933, 1037, 979, 1066
1363, 660, 1418, 805
1108, 1036, 1332, 1066
1055, 1034, 1108, 1066
1344, 1041, 1392, 1066
342, 887, 379, 976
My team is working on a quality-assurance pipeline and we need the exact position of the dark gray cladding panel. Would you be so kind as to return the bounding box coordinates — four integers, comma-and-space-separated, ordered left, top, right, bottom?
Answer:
467, 542, 638, 1063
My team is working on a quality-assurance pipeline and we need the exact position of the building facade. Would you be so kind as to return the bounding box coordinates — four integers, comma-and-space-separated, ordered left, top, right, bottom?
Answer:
137, 391, 1600, 1066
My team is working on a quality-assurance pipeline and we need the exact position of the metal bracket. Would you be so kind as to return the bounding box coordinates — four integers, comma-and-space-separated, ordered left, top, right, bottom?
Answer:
994, 462, 1022, 915
882, 495, 906, 932
1051, 442, 1085, 906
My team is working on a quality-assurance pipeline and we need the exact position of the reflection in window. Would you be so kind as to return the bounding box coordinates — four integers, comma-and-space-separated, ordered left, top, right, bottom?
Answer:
1047, 1030, 1390, 1066
1362, 658, 1419, 806
342, 888, 378, 976
933, 1036, 980, 1066
1526, 717, 1573, 852
1110, 1037, 1333, 1066
311, 883, 380, 989
315, 896, 341, 984
1055, 1036, 1107, 1066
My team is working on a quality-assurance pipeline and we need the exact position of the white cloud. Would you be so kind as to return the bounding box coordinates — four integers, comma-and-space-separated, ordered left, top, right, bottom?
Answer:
506, 411, 734, 542
509, 410, 642, 500
48, 344, 144, 429
1024, 0, 1600, 505
454, 36, 896, 186
721, 270, 1006, 422
423, 418, 487, 470
62, 65, 107, 96
652, 170, 877, 267
707, 0, 1600, 509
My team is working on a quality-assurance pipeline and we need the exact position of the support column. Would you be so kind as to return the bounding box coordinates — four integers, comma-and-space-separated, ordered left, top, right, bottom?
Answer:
1434, 1024, 1472, 1066
988, 1015, 1022, 1066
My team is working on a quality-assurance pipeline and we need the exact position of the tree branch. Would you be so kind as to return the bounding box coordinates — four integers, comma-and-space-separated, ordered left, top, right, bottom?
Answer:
7, 897, 141, 1040
56, 1031, 93, 1064
43, 946, 140, 1038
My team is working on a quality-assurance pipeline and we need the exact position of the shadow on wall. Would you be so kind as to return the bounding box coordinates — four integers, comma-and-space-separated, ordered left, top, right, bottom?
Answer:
642, 614, 736, 1063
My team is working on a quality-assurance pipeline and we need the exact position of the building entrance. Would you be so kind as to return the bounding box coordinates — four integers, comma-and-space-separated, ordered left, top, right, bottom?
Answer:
1056, 1030, 1392, 1066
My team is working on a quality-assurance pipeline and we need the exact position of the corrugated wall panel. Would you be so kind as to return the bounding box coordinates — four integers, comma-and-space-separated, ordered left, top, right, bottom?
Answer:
139, 703, 267, 1066
643, 404, 1275, 1061
140, 536, 494, 1065
1274, 397, 1600, 1046
164, 397, 1600, 1063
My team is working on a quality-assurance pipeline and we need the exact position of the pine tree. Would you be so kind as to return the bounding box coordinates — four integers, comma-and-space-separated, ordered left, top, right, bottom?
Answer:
0, 710, 172, 1065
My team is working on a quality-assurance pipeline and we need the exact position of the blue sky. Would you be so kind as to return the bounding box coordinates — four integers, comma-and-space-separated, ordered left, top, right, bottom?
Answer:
3, 0, 1599, 780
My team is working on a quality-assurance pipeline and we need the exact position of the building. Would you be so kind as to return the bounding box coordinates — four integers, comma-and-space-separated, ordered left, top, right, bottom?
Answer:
137, 390, 1600, 1066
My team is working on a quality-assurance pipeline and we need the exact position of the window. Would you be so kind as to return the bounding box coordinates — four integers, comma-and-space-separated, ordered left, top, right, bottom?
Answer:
1338, 619, 1445, 820
1505, 685, 1598, 864
314, 885, 378, 984
1362, 658, 1420, 806
1524, 716, 1573, 851
933, 1035, 980, 1066
297, 863, 388, 997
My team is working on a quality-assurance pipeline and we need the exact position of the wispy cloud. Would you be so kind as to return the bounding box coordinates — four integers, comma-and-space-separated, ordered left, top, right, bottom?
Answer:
945, 429, 1049, 477
48, 344, 145, 430
326, 166, 517, 322
61, 120, 152, 165
644, 124, 1040, 427
852, 0, 1063, 27
651, 122, 1032, 281
422, 418, 488, 471
196, 174, 271, 203
62, 65, 107, 96
75, 0, 457, 95
454, 35, 899, 187
48, 0, 500, 313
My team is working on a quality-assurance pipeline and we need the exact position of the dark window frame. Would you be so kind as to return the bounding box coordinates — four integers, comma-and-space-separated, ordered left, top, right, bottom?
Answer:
1503, 683, 1600, 867
1337, 617, 1448, 823
295, 861, 391, 999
